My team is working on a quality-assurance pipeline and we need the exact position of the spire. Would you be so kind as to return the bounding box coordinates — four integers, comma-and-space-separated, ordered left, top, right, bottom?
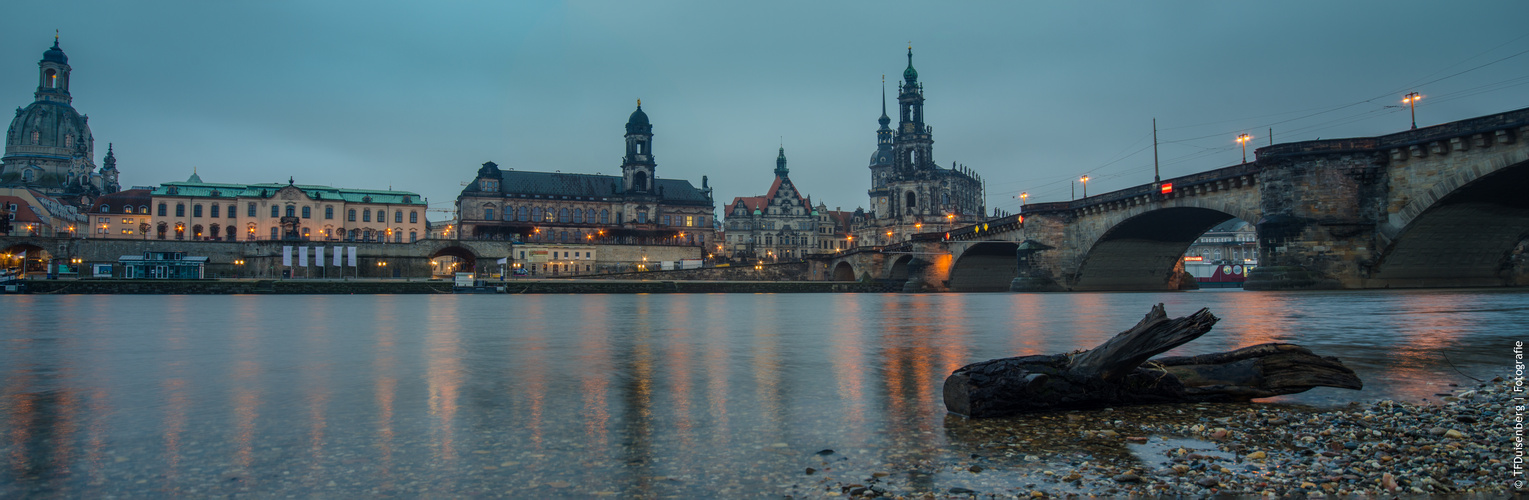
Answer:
878, 75, 891, 128
775, 146, 789, 177
903, 44, 918, 83
101, 143, 117, 171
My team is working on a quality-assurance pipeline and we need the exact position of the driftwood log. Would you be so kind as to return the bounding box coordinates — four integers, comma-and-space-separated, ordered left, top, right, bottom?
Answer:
943, 304, 1362, 418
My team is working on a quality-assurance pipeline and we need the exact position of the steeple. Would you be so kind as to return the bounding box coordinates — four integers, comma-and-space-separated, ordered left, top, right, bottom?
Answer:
621, 101, 656, 193
775, 146, 789, 177
878, 75, 891, 129
902, 45, 918, 85
36, 36, 72, 104
101, 143, 116, 171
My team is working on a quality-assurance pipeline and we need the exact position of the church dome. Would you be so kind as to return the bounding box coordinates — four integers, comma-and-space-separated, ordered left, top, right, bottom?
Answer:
5, 100, 93, 159
869, 149, 891, 167
42, 41, 67, 64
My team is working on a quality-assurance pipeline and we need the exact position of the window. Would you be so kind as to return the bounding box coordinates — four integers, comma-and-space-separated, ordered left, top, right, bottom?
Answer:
573, 209, 583, 224
601, 210, 609, 224
485, 208, 495, 220
531, 207, 541, 222
193, 204, 203, 217
175, 204, 185, 217
302, 206, 311, 218
394, 231, 402, 243
141, 205, 150, 214
363, 209, 371, 222
544, 208, 555, 223
210, 204, 220, 218
663, 215, 671, 226
409, 231, 417, 243
175, 224, 185, 240
286, 206, 296, 218
271, 227, 279, 240
348, 209, 356, 222
518, 207, 529, 222
347, 229, 356, 241
303, 227, 310, 240
637, 211, 647, 224
271, 206, 279, 218
686, 216, 694, 227
394, 211, 402, 223
559, 208, 570, 223
698, 216, 706, 227
227, 204, 235, 219
410, 211, 418, 223
248, 203, 256, 217
325, 206, 334, 219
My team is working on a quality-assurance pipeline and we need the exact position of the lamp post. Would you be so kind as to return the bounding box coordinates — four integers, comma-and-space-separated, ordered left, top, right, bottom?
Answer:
1080, 175, 1090, 198
1403, 92, 1422, 130
1019, 191, 1028, 206
1236, 133, 1253, 164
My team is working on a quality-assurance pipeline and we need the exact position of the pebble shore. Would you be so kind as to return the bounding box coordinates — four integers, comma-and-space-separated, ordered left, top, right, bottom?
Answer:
793, 376, 1524, 499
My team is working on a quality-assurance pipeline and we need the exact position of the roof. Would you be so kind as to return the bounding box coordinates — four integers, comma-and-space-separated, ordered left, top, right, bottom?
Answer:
824, 210, 855, 232
0, 195, 43, 223
726, 196, 766, 214
466, 170, 710, 205
151, 181, 425, 205
88, 188, 152, 214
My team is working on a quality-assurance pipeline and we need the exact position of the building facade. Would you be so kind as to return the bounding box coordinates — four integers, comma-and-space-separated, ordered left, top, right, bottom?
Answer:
0, 186, 85, 237
861, 48, 986, 244
457, 103, 716, 248
0, 38, 118, 205
722, 147, 829, 260
84, 188, 153, 238
141, 173, 427, 242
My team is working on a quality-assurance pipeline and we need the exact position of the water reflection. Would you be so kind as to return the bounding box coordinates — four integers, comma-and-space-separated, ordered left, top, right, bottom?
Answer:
0, 290, 1523, 497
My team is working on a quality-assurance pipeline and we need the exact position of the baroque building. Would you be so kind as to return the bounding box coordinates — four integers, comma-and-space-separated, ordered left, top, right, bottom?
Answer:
133, 172, 426, 242
0, 38, 118, 205
457, 103, 716, 248
862, 48, 985, 244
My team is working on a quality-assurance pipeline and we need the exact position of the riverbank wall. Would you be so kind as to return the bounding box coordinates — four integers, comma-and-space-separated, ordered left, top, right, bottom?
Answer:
16, 278, 899, 294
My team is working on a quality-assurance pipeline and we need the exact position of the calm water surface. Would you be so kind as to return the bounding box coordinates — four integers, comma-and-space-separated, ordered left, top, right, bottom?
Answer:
1, 290, 1524, 497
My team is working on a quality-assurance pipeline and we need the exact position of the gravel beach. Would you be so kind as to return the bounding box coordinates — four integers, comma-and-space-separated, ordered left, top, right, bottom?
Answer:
790, 376, 1524, 499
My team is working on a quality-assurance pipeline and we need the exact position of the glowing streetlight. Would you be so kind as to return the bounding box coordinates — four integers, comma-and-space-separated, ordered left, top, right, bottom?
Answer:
1402, 92, 1422, 130
1080, 175, 1090, 198
1236, 133, 1253, 164
1020, 192, 1028, 205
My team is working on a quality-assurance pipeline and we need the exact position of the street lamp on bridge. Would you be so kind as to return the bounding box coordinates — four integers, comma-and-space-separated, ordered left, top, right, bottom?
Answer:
1236, 133, 1253, 164
1403, 92, 1422, 130
1079, 175, 1089, 198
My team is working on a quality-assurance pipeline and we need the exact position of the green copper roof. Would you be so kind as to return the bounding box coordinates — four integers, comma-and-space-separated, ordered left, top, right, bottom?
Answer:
151, 181, 425, 205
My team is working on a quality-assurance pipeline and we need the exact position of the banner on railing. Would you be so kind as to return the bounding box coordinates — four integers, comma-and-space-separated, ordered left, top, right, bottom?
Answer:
282, 246, 292, 266
298, 246, 308, 267
347, 247, 357, 267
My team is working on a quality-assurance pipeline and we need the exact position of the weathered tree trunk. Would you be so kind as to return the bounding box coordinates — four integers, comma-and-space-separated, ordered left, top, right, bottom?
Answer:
943, 304, 1362, 418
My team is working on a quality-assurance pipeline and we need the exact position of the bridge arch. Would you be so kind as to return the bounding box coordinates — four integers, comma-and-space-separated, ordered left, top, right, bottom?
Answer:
1, 242, 51, 277
831, 261, 856, 281
1072, 207, 1240, 291
948, 242, 1019, 292
1371, 155, 1529, 286
428, 245, 478, 274
887, 254, 913, 281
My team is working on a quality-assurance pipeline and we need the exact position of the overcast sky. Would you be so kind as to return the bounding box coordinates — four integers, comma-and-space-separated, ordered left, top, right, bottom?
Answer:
4, 1, 1527, 220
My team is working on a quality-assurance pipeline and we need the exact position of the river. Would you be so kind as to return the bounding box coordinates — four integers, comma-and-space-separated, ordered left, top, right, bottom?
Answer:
1, 289, 1523, 497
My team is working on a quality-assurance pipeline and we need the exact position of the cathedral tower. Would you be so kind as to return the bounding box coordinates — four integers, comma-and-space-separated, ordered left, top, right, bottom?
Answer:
1, 36, 114, 202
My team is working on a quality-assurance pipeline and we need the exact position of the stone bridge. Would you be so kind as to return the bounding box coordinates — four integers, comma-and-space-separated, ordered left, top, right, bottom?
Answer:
0, 236, 512, 278
817, 106, 1529, 291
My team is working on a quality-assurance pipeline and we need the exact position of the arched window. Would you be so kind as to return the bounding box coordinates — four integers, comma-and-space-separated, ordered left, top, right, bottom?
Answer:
531, 207, 542, 222
285, 206, 296, 218
559, 208, 570, 223
394, 211, 402, 223
409, 231, 417, 243
30, 131, 39, 144
348, 209, 356, 222
226, 225, 236, 240
394, 229, 402, 243
364, 229, 373, 241
518, 206, 529, 221
210, 204, 219, 218
363, 209, 371, 222
141, 205, 150, 214
560, 231, 569, 242
193, 204, 203, 218
209, 224, 220, 239
156, 223, 167, 240
347, 229, 357, 241
100, 204, 111, 214
601, 209, 609, 224
192, 224, 203, 239
503, 209, 513, 221
410, 211, 418, 223
302, 206, 311, 218
543, 208, 555, 223
175, 223, 186, 240
905, 191, 916, 208
325, 206, 334, 219
573, 208, 584, 223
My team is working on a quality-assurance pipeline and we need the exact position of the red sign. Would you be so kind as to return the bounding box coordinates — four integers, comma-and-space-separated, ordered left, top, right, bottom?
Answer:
1184, 256, 1203, 262
1160, 183, 1174, 194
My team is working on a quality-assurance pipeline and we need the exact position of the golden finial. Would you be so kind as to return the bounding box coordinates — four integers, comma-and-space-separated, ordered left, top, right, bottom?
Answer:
637, 98, 641, 107
55, 30, 59, 41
